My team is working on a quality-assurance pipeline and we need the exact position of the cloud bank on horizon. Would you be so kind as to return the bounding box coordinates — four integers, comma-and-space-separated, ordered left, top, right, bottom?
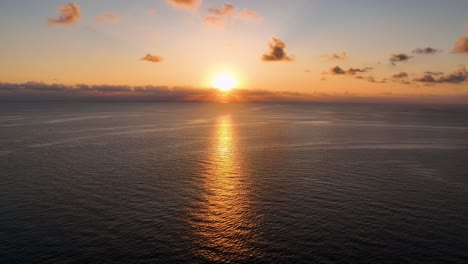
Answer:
2, 81, 467, 104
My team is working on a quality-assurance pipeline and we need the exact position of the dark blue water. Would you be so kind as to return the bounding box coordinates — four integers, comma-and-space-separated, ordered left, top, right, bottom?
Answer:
1, 102, 468, 263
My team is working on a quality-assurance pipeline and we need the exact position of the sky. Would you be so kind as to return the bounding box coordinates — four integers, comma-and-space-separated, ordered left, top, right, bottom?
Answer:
0, 0, 467, 103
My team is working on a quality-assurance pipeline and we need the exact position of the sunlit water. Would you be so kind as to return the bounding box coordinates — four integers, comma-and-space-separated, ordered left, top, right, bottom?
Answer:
1, 102, 468, 263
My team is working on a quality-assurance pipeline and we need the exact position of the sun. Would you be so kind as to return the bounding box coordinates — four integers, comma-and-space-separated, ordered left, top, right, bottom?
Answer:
212, 72, 237, 92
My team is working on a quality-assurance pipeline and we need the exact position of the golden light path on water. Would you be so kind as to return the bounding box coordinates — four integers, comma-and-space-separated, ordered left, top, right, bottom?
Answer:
189, 115, 261, 262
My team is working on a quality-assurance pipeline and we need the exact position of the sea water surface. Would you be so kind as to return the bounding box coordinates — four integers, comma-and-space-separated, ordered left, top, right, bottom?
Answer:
1, 102, 468, 263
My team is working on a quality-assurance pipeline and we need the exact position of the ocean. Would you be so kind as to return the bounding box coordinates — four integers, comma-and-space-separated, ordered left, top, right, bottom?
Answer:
1, 102, 468, 263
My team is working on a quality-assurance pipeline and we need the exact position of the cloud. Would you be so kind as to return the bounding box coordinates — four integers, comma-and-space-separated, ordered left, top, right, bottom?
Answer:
168, 0, 202, 9
414, 66, 467, 84
355, 75, 386, 83
48, 3, 81, 25
0, 82, 334, 102
322, 52, 347, 61
424, 71, 444, 76
236, 9, 262, 21
203, 4, 261, 27
203, 15, 224, 26
262, 38, 293, 62
413, 74, 436, 83
412, 47, 441, 54
348, 67, 372, 75
329, 66, 372, 75
392, 72, 409, 79
452, 35, 468, 53
141, 54, 164, 63
95, 13, 119, 23
389, 53, 413, 65
330, 66, 345, 75
438, 66, 467, 83
366, 76, 387, 83
3, 82, 468, 103
208, 4, 236, 16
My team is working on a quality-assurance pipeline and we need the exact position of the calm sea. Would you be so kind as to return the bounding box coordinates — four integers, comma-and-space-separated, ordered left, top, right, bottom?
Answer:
1, 102, 468, 263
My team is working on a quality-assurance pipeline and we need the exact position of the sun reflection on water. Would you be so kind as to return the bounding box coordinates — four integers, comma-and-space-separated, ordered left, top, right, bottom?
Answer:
189, 115, 260, 262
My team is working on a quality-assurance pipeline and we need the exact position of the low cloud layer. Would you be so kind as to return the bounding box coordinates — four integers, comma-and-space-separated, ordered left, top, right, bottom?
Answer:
95, 13, 119, 23
0, 82, 346, 103
48, 3, 81, 25
414, 66, 467, 84
452, 35, 468, 53
390, 53, 413, 65
2, 82, 468, 103
168, 0, 202, 9
141, 54, 164, 63
262, 38, 293, 62
322, 52, 347, 61
412, 47, 441, 54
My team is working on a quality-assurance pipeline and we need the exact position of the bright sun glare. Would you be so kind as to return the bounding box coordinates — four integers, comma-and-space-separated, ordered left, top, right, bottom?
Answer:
212, 73, 237, 92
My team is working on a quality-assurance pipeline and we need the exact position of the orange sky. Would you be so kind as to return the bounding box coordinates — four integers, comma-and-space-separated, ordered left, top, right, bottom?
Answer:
0, 0, 467, 102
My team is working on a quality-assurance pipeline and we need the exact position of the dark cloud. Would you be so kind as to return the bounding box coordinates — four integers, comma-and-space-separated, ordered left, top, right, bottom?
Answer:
392, 72, 409, 79
414, 74, 436, 83
21, 81, 68, 91
412, 47, 441, 54
48, 3, 81, 26
330, 66, 345, 75
262, 38, 293, 62
348, 67, 372, 75
95, 13, 119, 23
141, 54, 164, 63
452, 35, 468, 53
168, 0, 201, 9
389, 53, 413, 65
414, 66, 467, 84
92, 85, 132, 92
322, 52, 347, 61
438, 66, 467, 83
329, 66, 372, 75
